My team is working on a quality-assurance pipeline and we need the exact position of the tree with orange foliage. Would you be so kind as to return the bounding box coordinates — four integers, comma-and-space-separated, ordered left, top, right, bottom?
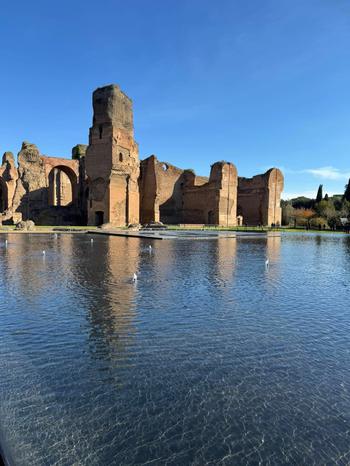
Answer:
293, 208, 316, 229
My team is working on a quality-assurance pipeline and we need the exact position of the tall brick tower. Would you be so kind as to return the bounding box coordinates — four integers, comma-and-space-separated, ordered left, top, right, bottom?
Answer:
85, 84, 140, 226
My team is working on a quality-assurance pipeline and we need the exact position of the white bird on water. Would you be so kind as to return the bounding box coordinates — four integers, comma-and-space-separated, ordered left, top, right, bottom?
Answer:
265, 259, 269, 267
5, 239, 8, 247
90, 238, 94, 244
42, 250, 46, 256
148, 245, 152, 252
132, 273, 138, 282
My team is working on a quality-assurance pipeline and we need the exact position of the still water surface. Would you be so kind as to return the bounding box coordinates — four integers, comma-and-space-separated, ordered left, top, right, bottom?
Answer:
1, 233, 350, 465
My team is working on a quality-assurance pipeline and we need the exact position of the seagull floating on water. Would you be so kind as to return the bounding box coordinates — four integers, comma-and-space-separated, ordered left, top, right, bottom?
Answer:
149, 245, 152, 251
132, 273, 138, 282
90, 238, 94, 243
5, 239, 8, 247
42, 250, 46, 256
265, 259, 269, 267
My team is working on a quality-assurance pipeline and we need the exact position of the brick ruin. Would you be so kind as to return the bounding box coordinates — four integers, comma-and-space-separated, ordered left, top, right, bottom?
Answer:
139, 156, 238, 226
0, 84, 284, 227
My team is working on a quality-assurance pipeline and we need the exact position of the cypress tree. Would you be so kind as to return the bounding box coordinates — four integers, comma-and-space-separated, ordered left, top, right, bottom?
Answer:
344, 179, 350, 202
324, 193, 329, 201
316, 184, 323, 203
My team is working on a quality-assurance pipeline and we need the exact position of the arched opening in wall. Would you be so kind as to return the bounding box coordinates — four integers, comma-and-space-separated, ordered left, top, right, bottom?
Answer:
208, 210, 214, 225
95, 211, 104, 226
48, 166, 77, 207
119, 153, 123, 162
0, 177, 8, 213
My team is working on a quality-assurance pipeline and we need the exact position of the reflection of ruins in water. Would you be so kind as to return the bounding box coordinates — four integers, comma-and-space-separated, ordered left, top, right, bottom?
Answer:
74, 236, 140, 366
142, 237, 238, 317
265, 233, 281, 285
266, 234, 281, 263
1, 233, 76, 300
215, 237, 237, 284
1, 234, 141, 369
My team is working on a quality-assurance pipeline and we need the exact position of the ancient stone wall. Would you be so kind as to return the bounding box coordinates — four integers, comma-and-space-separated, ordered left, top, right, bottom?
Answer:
237, 168, 284, 226
139, 157, 238, 226
85, 85, 140, 226
8, 142, 82, 225
139, 156, 186, 224
182, 162, 237, 226
0, 152, 18, 220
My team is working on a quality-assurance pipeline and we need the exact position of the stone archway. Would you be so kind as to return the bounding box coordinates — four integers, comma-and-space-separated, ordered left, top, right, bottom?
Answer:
48, 165, 78, 207
0, 177, 8, 213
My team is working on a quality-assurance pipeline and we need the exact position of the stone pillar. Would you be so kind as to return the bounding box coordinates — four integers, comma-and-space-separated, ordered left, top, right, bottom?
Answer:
214, 162, 238, 227
85, 84, 140, 226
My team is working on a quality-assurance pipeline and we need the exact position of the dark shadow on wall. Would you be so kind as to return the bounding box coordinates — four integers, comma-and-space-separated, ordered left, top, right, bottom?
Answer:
15, 187, 84, 225
158, 174, 187, 224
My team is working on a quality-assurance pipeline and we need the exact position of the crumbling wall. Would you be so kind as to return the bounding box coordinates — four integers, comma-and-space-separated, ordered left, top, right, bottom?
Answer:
139, 156, 158, 223
11, 142, 82, 225
183, 162, 237, 226
12, 142, 48, 221
237, 168, 284, 226
139, 157, 237, 226
140, 156, 208, 224
140, 155, 186, 224
0, 152, 19, 223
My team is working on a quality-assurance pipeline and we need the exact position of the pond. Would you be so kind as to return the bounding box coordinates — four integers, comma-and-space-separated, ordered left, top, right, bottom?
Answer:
1, 233, 350, 465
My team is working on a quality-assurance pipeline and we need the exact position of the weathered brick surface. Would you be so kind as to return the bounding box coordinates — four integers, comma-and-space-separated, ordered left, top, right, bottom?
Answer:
237, 169, 284, 226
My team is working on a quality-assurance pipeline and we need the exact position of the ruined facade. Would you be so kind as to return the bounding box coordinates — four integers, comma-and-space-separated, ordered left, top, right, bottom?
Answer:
0, 142, 82, 226
237, 169, 284, 226
140, 156, 238, 226
0, 84, 284, 227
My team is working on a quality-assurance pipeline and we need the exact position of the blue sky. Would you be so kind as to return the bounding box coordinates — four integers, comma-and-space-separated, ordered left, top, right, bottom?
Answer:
1, 0, 350, 199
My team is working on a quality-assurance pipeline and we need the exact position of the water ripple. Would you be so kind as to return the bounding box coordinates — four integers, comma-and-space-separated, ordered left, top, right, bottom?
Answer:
1, 233, 350, 465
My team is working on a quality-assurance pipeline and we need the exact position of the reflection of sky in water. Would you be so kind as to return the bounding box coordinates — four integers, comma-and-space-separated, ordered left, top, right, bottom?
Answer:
1, 233, 350, 465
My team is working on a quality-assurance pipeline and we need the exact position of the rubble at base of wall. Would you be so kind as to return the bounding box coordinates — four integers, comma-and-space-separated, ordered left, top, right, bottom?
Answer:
128, 223, 141, 231
0, 211, 22, 226
15, 220, 36, 231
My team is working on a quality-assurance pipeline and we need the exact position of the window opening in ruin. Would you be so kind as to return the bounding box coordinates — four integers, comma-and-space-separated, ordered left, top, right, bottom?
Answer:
99, 125, 103, 139
119, 153, 123, 162
208, 210, 214, 225
95, 211, 104, 226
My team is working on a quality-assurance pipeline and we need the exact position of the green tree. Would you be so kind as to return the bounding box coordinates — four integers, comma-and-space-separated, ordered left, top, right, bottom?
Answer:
282, 203, 295, 226
316, 200, 335, 218
316, 184, 323, 203
324, 193, 329, 201
344, 179, 350, 202
292, 196, 314, 209
340, 200, 350, 218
